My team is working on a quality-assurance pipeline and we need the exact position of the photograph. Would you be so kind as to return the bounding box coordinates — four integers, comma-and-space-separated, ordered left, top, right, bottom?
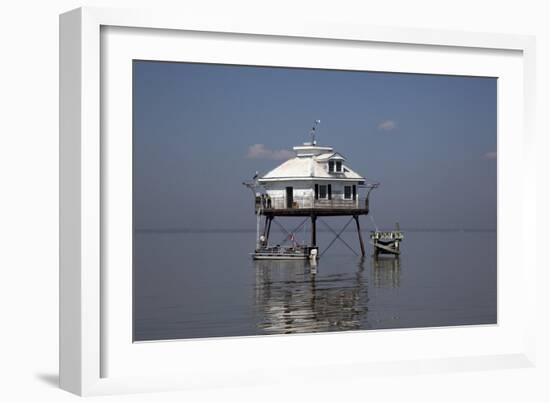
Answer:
4, 0, 545, 400
132, 60, 497, 341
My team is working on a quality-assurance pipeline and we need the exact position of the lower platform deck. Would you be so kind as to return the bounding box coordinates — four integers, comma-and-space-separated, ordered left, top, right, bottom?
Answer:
259, 207, 369, 217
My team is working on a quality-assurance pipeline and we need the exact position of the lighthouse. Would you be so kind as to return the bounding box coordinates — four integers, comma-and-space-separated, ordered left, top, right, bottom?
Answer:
245, 122, 378, 260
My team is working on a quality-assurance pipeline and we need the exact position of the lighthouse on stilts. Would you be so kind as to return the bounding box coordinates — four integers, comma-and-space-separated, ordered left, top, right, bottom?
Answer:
244, 121, 378, 261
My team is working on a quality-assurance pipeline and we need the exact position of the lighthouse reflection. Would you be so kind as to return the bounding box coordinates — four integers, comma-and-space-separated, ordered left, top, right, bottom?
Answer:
254, 257, 403, 334
253, 259, 370, 334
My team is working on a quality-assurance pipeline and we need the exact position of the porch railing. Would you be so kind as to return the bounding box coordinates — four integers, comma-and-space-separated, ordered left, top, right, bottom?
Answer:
256, 195, 369, 210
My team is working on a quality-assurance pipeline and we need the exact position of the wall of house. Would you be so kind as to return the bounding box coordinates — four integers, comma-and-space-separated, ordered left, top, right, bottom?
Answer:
262, 181, 314, 208
261, 180, 362, 208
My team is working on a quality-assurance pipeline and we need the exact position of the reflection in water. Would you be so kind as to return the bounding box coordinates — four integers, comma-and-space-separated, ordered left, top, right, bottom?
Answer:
133, 231, 496, 341
254, 259, 370, 334
371, 257, 401, 288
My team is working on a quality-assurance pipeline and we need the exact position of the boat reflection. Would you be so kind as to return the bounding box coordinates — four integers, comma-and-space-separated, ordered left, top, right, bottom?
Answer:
254, 259, 369, 334
371, 257, 401, 288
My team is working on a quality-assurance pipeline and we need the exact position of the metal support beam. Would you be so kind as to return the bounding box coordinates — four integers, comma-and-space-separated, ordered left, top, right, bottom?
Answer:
263, 216, 269, 238
354, 215, 366, 256
272, 217, 308, 245
319, 217, 357, 257
266, 216, 272, 243
311, 215, 317, 246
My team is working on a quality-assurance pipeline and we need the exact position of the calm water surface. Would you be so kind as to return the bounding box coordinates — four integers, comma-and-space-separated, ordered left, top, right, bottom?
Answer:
133, 229, 496, 341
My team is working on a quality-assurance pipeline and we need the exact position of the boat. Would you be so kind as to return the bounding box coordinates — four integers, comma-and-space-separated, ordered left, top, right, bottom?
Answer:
251, 244, 318, 260
369, 223, 404, 257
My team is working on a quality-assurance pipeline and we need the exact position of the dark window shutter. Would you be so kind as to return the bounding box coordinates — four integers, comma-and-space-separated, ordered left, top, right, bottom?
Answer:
328, 184, 332, 200
353, 185, 357, 200
315, 184, 319, 200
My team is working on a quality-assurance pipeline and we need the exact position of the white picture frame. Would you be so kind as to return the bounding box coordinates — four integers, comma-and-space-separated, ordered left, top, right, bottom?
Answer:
59, 6, 537, 396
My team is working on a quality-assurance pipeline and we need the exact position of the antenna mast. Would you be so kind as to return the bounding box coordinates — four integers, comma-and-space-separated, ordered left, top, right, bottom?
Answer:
310, 119, 321, 145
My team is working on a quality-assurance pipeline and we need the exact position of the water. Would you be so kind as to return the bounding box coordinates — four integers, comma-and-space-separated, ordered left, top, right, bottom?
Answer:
133, 229, 496, 341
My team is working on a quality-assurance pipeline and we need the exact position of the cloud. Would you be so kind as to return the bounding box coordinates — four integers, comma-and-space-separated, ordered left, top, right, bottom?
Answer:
483, 151, 497, 160
377, 120, 397, 131
246, 144, 295, 160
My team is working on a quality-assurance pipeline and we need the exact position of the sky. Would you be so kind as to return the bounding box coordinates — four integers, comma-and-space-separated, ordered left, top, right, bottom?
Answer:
133, 61, 497, 231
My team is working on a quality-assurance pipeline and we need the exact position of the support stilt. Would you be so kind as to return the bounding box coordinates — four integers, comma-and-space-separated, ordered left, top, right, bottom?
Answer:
263, 216, 269, 238
311, 215, 317, 246
265, 216, 272, 243
354, 215, 366, 256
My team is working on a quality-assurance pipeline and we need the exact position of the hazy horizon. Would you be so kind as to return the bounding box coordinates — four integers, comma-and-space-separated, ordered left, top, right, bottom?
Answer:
134, 226, 497, 232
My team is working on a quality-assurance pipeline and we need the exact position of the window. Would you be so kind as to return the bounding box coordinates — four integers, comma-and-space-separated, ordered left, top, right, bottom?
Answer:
328, 160, 343, 173
344, 185, 352, 199
319, 184, 327, 199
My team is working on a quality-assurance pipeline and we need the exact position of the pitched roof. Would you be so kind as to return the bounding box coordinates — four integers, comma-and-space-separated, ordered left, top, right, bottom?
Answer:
315, 152, 346, 161
259, 147, 365, 182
